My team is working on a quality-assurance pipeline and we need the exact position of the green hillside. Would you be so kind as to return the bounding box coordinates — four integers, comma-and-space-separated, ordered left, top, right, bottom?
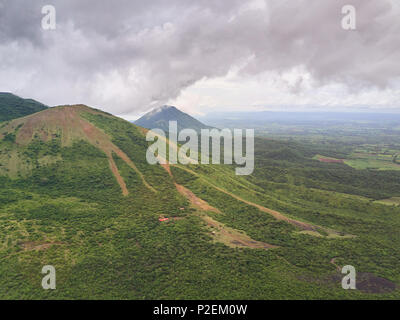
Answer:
0, 93, 48, 122
0, 105, 399, 299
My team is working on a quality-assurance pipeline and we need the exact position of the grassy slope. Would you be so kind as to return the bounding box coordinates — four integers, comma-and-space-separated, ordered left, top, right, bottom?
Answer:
168, 140, 400, 298
0, 107, 399, 299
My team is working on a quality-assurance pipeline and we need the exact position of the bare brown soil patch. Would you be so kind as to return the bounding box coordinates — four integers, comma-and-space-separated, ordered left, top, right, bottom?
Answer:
136, 126, 149, 136
318, 158, 344, 164
175, 183, 221, 213
161, 163, 172, 177
200, 214, 277, 250
330, 257, 341, 271
108, 157, 128, 196
20, 241, 64, 251
158, 216, 185, 223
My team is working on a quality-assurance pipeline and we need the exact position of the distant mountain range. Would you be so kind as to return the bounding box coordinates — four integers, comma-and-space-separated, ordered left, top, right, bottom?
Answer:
0, 92, 48, 122
199, 110, 400, 127
134, 105, 212, 132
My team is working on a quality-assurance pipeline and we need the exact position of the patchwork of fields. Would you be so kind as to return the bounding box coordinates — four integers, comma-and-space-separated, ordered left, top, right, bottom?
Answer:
314, 145, 400, 171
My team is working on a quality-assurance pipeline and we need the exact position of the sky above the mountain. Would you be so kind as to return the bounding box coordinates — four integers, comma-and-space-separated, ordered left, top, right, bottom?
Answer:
0, 0, 399, 119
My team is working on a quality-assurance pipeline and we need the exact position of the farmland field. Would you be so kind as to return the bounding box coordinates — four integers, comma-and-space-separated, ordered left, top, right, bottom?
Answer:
313, 146, 400, 171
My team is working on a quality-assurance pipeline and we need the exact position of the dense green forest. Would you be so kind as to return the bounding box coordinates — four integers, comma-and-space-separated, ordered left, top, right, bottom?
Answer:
0, 93, 48, 122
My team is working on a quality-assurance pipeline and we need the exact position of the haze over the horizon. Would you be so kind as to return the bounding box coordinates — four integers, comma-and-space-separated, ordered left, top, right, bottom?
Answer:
0, 0, 399, 119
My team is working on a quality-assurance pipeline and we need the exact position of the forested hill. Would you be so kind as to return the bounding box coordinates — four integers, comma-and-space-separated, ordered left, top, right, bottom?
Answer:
0, 103, 399, 299
0, 92, 48, 122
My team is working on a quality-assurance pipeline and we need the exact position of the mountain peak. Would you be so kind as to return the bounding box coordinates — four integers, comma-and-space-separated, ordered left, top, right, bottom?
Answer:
159, 105, 176, 110
146, 105, 177, 116
135, 105, 211, 132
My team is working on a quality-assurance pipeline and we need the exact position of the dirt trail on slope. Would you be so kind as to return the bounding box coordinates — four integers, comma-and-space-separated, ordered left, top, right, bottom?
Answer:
330, 257, 341, 272
161, 163, 172, 177
77, 109, 156, 194
174, 182, 277, 250
153, 157, 277, 250
139, 128, 352, 239
173, 166, 352, 238
20, 241, 64, 251
200, 214, 278, 249
158, 160, 220, 213
213, 184, 317, 231
108, 157, 129, 196
175, 183, 221, 213
157, 157, 219, 213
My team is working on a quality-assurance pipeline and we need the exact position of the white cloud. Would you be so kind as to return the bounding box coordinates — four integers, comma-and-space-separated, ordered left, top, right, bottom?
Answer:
170, 70, 400, 114
0, 0, 399, 118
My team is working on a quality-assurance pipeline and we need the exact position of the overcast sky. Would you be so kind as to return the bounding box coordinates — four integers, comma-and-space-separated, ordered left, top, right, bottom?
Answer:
0, 0, 399, 119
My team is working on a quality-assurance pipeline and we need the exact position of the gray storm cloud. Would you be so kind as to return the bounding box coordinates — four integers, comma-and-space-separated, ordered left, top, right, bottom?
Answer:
0, 0, 399, 115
